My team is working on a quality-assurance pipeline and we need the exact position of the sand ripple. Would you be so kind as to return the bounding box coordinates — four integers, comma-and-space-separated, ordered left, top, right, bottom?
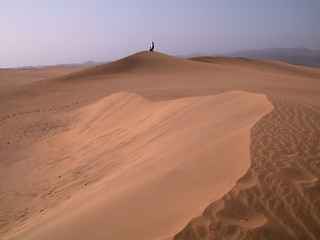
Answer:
174, 98, 320, 240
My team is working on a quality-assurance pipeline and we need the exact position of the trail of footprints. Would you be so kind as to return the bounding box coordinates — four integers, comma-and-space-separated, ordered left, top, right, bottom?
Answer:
174, 97, 320, 240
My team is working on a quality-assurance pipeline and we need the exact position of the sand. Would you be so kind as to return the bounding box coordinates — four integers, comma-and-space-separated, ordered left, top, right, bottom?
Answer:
0, 66, 89, 89
0, 51, 319, 240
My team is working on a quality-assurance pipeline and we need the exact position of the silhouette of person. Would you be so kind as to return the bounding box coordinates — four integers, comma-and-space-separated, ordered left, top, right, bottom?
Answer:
149, 42, 154, 51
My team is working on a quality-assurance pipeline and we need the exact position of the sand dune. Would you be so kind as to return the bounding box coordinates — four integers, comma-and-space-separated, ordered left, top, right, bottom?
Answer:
3, 91, 271, 240
0, 51, 319, 239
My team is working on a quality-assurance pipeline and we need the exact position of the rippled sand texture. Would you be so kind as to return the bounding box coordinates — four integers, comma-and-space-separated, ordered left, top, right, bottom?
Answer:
174, 98, 320, 240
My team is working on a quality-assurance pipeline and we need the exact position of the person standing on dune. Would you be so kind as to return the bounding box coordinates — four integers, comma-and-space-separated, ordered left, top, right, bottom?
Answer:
149, 42, 154, 51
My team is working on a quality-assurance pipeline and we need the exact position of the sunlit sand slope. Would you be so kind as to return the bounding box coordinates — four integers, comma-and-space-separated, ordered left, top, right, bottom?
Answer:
4, 91, 271, 240
0, 66, 89, 89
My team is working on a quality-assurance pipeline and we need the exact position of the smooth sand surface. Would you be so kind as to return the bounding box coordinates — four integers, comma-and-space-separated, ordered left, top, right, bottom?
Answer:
0, 66, 89, 89
1, 51, 319, 240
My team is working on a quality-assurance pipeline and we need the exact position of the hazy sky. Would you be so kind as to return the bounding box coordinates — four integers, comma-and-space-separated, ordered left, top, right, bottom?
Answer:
1, 0, 320, 68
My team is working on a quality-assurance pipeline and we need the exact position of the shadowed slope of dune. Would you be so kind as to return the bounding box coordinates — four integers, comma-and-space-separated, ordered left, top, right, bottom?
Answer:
0, 51, 319, 240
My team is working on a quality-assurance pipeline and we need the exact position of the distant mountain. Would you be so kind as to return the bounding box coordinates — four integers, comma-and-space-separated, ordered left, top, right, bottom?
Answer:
217, 48, 320, 68
177, 52, 207, 59
14, 60, 107, 69
55, 60, 107, 68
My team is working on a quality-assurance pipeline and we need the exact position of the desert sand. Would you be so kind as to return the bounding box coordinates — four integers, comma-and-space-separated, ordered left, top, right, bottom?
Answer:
0, 66, 89, 89
0, 51, 319, 240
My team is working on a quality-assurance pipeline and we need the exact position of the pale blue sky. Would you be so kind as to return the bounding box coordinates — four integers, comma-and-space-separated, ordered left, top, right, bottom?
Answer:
1, 0, 320, 68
